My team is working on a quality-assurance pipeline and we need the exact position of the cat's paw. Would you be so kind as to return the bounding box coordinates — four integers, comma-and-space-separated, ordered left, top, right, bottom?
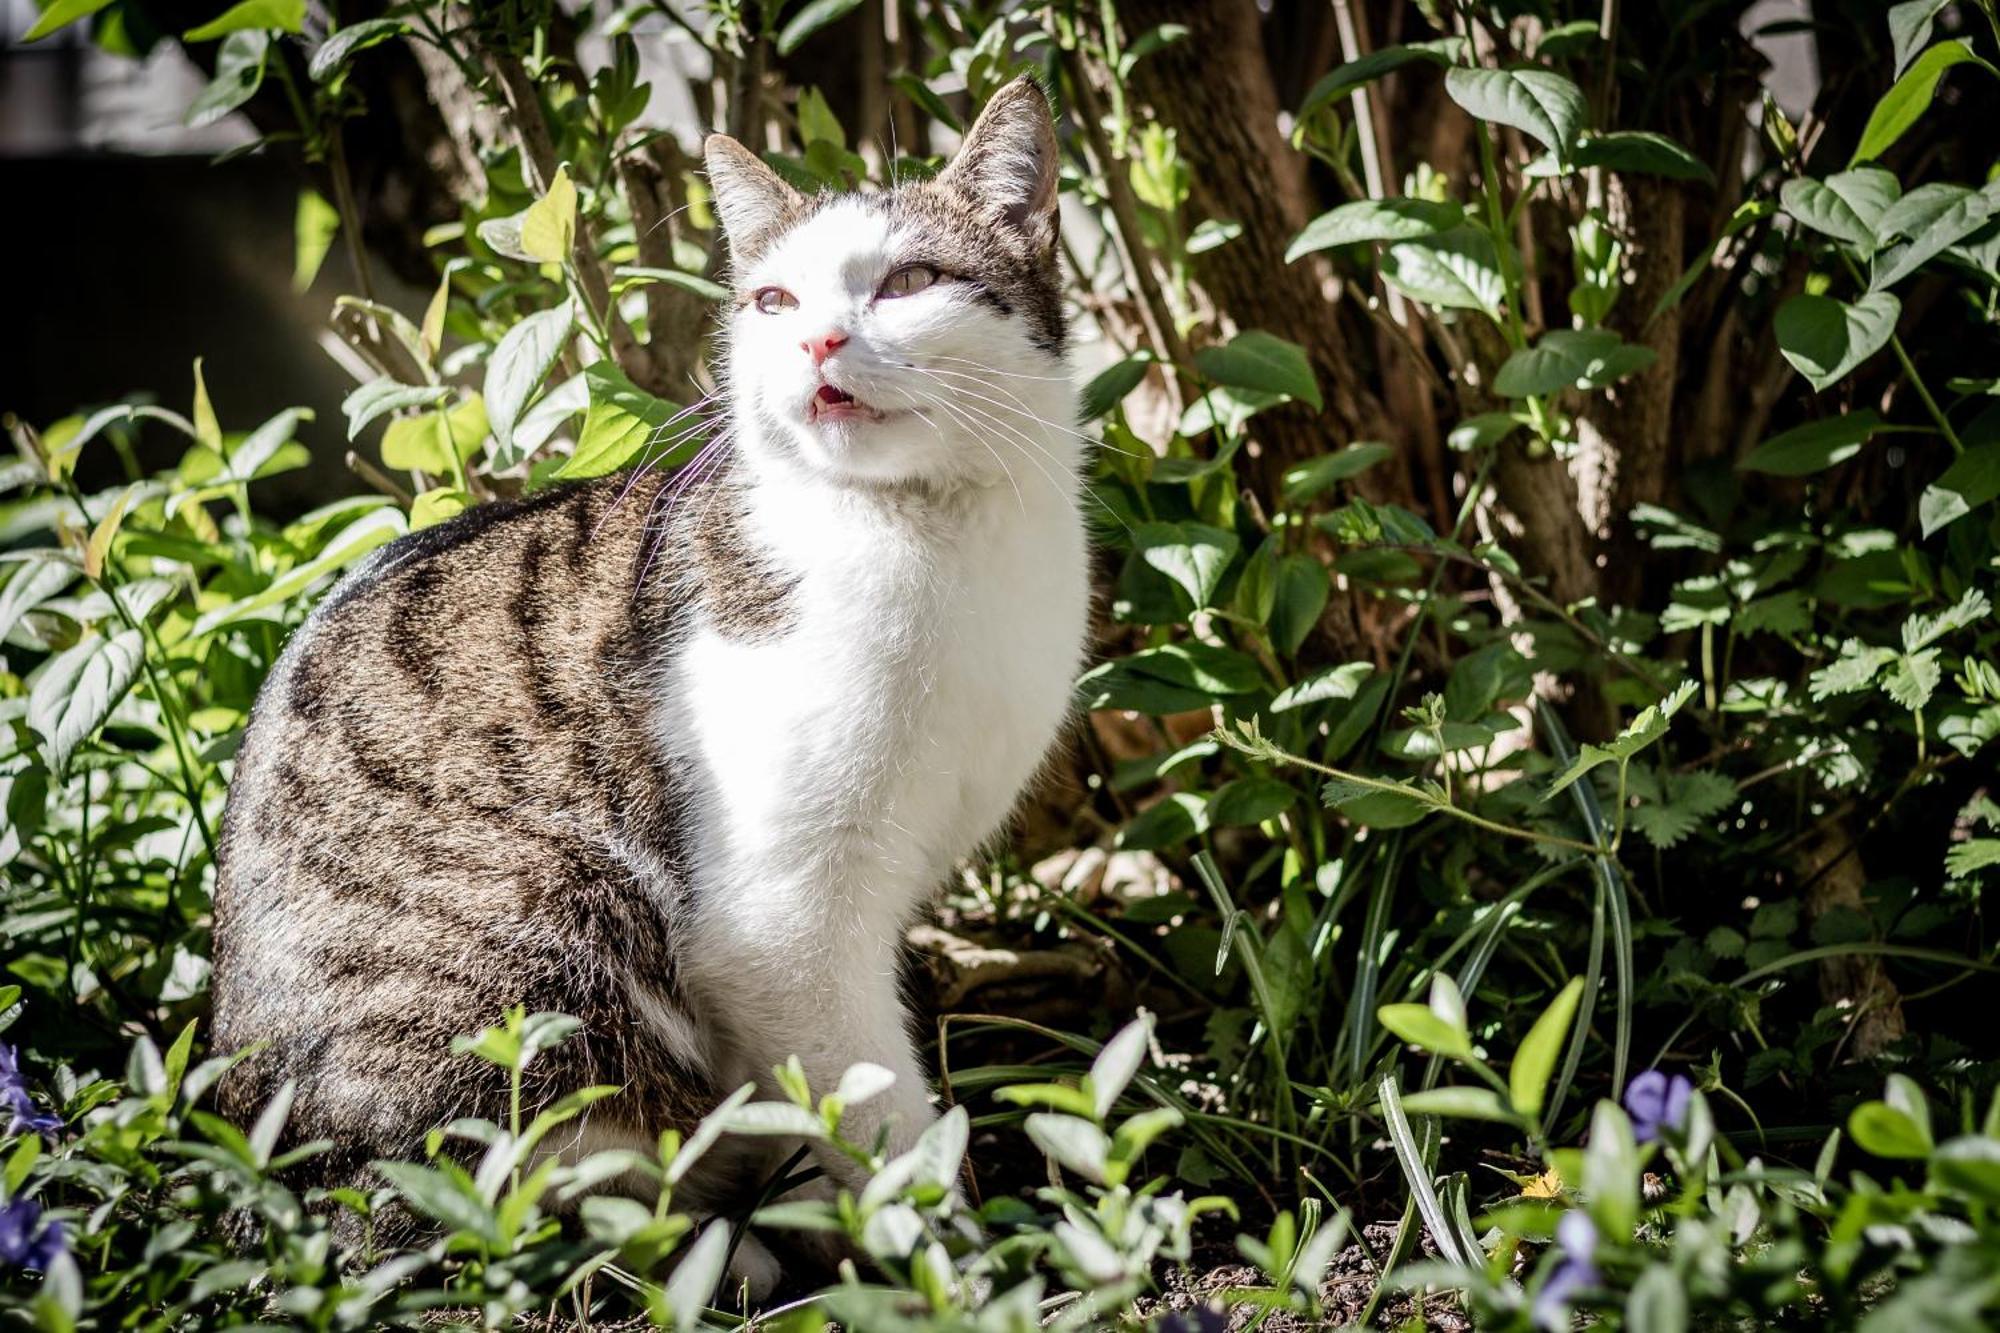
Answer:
722, 1231, 783, 1307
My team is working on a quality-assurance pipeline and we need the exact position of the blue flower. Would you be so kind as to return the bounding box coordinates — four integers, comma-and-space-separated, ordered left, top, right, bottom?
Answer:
0, 1197, 66, 1272
1623, 1069, 1693, 1144
1531, 1210, 1600, 1331
0, 1044, 61, 1139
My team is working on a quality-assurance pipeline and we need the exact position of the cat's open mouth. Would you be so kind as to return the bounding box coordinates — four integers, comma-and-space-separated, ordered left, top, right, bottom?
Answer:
807, 382, 891, 425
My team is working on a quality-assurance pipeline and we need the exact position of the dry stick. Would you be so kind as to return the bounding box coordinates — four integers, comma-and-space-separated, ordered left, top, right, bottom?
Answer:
346, 449, 415, 505
1060, 45, 1195, 376
1332, 0, 1408, 331
326, 124, 377, 303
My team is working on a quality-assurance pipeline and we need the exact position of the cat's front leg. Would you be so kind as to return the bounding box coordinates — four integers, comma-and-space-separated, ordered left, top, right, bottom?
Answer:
692, 928, 937, 1191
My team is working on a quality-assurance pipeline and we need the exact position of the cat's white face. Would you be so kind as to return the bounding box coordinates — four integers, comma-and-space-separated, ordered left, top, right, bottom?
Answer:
722, 200, 1071, 488
706, 78, 1073, 492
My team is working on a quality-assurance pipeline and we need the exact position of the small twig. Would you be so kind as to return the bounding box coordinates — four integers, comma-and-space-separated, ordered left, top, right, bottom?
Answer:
346, 449, 415, 505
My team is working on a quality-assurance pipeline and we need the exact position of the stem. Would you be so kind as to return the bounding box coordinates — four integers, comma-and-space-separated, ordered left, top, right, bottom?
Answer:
1221, 730, 1605, 857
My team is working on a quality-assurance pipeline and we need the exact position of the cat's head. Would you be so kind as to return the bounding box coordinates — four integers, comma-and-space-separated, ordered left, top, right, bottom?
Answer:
704, 77, 1073, 490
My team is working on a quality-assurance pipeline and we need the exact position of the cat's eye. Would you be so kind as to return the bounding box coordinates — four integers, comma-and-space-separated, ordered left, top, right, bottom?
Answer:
753, 286, 797, 314
877, 264, 940, 299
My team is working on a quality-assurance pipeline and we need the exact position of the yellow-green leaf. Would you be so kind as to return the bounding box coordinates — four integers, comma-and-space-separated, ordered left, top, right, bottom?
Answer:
420, 270, 450, 364
521, 165, 578, 264
1509, 977, 1586, 1119
84, 486, 139, 580
409, 488, 472, 530
191, 359, 222, 453
293, 188, 340, 293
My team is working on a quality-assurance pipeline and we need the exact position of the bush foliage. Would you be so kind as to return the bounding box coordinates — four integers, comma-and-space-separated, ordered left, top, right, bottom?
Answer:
5, 0, 2000, 1329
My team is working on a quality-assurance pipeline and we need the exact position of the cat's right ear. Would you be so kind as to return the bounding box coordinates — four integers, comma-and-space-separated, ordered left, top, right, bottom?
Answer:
703, 135, 804, 262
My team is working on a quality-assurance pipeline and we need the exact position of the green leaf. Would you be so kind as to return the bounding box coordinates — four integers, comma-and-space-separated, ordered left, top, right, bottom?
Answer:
1582, 1101, 1640, 1237
1444, 67, 1587, 161
612, 266, 729, 303
1872, 183, 1998, 289
776, 0, 863, 54
1323, 779, 1431, 828
1510, 977, 1585, 1119
1918, 441, 2000, 537
1393, 1087, 1515, 1122
1117, 792, 1208, 851
657, 1220, 730, 1332
484, 303, 576, 467
1296, 38, 1463, 120
308, 17, 408, 82
1492, 329, 1656, 397
1377, 1003, 1470, 1059
1889, 0, 1953, 77
1194, 330, 1321, 410
796, 86, 845, 149
1285, 199, 1465, 261
0, 553, 78, 644
1780, 169, 1901, 253
184, 0, 304, 40
1208, 778, 1298, 828
1381, 226, 1505, 315
342, 380, 450, 439
558, 362, 690, 480
186, 29, 268, 129
1024, 1113, 1112, 1184
1852, 40, 1997, 165
24, 0, 113, 41
1774, 291, 1900, 391
1283, 443, 1395, 504
1739, 410, 1885, 475
1447, 411, 1519, 452
1570, 130, 1713, 183
1810, 640, 1898, 698
1881, 649, 1941, 710
1134, 521, 1239, 610
1626, 1263, 1689, 1333
1079, 354, 1154, 421
1848, 1100, 1932, 1158
29, 630, 145, 774
1089, 1016, 1153, 1119
520, 166, 577, 264
408, 487, 470, 531
1270, 555, 1329, 655
292, 187, 339, 292
1542, 679, 1698, 801
1271, 662, 1374, 712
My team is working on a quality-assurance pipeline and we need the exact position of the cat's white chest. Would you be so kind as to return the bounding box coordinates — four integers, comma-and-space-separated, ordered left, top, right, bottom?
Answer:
670, 475, 1086, 937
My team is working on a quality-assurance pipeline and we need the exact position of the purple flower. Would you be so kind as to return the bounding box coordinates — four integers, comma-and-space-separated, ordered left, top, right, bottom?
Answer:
0, 1197, 66, 1272
1531, 1211, 1600, 1331
1623, 1069, 1694, 1144
0, 1044, 60, 1139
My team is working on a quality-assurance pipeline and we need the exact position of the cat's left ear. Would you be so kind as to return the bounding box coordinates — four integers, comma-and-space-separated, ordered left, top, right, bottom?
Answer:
936, 76, 1060, 252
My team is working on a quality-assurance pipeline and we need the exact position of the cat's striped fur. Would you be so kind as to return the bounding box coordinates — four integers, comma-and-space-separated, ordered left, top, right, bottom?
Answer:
210, 76, 1087, 1286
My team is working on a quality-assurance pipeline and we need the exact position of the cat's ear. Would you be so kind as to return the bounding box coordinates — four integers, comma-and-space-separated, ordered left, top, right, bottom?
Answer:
703, 134, 805, 259
936, 76, 1060, 251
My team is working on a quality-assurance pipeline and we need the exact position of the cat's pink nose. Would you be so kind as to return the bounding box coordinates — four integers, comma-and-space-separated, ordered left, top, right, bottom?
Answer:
802, 331, 848, 366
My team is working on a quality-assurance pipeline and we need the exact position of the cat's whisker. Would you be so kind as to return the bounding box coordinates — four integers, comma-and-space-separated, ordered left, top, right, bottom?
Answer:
908, 365, 1130, 451
919, 353, 1076, 383
904, 385, 1026, 517
904, 366, 1148, 460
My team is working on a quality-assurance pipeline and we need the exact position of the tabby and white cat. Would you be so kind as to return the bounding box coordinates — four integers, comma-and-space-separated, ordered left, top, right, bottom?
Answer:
211, 77, 1087, 1282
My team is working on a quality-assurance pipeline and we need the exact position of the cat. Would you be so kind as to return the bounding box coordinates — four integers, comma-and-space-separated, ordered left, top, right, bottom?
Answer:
209, 75, 1088, 1289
